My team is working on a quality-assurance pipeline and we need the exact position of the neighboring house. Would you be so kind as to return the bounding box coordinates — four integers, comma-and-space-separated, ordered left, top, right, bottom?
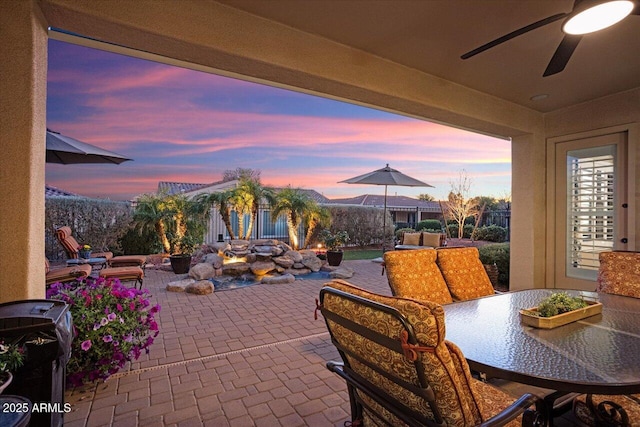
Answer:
327, 194, 443, 228
45, 184, 83, 198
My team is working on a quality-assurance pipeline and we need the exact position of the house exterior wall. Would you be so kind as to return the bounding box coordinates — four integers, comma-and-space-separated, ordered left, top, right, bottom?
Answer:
0, 1, 48, 301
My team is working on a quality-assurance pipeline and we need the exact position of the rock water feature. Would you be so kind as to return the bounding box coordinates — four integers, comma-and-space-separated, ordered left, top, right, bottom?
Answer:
166, 239, 354, 294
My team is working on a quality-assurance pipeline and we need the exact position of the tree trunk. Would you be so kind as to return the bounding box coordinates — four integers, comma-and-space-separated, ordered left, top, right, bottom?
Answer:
156, 221, 170, 253
287, 215, 299, 250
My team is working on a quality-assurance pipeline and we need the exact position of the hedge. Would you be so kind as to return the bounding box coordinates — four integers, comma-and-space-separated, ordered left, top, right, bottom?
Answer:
45, 197, 133, 260
472, 225, 508, 242
324, 205, 393, 249
478, 243, 510, 288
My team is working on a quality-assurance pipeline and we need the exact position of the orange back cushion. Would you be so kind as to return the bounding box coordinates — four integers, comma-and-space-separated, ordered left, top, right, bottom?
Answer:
384, 249, 453, 304
436, 247, 495, 301
55, 226, 80, 258
597, 251, 640, 298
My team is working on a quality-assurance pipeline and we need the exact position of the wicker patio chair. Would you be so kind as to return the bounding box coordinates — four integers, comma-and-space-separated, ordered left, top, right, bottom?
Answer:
318, 279, 543, 427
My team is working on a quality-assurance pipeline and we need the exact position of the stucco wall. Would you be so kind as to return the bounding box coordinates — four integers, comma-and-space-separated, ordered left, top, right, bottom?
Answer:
0, 1, 48, 301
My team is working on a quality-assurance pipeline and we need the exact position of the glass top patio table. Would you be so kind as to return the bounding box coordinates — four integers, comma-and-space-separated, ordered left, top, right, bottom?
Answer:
443, 289, 640, 395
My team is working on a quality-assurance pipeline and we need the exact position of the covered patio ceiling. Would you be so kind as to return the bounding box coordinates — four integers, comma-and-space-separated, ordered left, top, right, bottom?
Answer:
216, 0, 640, 113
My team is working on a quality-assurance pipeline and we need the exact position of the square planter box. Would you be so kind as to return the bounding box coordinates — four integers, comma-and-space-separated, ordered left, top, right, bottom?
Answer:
519, 300, 603, 329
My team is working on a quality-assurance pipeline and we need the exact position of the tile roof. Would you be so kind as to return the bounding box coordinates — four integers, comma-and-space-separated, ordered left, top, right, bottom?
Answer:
157, 181, 209, 195
45, 184, 83, 198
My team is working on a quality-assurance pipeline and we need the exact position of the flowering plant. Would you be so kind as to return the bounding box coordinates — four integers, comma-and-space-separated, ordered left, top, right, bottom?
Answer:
77, 244, 91, 251
46, 277, 161, 386
0, 341, 25, 375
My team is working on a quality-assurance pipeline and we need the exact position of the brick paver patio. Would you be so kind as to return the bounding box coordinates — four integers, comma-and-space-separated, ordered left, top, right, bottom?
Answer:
62, 259, 579, 426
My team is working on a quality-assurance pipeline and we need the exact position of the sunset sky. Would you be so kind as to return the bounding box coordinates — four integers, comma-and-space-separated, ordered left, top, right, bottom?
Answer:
46, 40, 511, 201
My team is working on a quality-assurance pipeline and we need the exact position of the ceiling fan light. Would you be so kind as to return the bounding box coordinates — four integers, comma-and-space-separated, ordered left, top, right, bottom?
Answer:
562, 0, 634, 34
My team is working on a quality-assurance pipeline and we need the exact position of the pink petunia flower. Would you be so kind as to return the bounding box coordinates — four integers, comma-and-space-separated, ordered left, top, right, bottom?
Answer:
81, 340, 92, 351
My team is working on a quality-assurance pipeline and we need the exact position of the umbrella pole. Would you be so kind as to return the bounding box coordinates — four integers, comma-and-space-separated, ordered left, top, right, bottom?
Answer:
382, 185, 388, 254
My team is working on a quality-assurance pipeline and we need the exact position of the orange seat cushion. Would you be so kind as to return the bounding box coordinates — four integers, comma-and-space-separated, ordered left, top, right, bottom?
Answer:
99, 266, 144, 281
384, 249, 453, 304
109, 255, 147, 268
46, 264, 91, 285
436, 247, 495, 301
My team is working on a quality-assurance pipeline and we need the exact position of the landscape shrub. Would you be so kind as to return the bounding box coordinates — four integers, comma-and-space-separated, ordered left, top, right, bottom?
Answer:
119, 226, 163, 255
446, 224, 474, 239
45, 197, 133, 259
478, 243, 510, 288
472, 225, 507, 243
415, 219, 443, 232
325, 205, 393, 248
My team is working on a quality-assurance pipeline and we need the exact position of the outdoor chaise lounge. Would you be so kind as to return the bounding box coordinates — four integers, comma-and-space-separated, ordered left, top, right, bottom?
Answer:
45, 257, 91, 286
55, 226, 147, 268
318, 279, 542, 426
383, 247, 496, 303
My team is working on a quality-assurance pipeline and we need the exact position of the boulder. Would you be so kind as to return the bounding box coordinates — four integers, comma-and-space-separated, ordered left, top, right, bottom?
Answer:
186, 280, 214, 295
222, 262, 251, 276
250, 261, 276, 276
166, 278, 195, 292
202, 253, 224, 268
285, 250, 303, 263
189, 263, 215, 280
302, 256, 322, 272
293, 262, 305, 269
245, 253, 257, 263
261, 274, 296, 284
299, 249, 318, 259
211, 242, 230, 253
329, 266, 355, 279
285, 267, 311, 276
273, 256, 294, 268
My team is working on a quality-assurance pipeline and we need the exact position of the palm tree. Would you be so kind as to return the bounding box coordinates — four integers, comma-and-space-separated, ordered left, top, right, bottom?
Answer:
303, 205, 331, 248
269, 187, 319, 250
233, 178, 274, 240
195, 189, 236, 239
133, 193, 172, 253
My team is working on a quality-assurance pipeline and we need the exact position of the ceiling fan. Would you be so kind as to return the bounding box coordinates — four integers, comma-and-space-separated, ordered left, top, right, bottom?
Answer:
461, 0, 639, 77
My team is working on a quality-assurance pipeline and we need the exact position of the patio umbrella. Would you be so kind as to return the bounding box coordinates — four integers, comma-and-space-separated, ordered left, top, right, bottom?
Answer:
339, 164, 433, 251
46, 129, 132, 164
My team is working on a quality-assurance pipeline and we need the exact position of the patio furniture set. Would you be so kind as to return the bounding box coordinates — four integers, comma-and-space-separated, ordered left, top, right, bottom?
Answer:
318, 248, 640, 427
45, 226, 146, 288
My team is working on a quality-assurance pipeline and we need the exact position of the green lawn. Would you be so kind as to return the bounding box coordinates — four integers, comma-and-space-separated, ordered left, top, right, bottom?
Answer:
343, 249, 383, 260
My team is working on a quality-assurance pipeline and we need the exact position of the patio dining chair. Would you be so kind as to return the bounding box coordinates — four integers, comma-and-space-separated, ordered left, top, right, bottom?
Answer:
596, 251, 640, 299
318, 279, 544, 427
435, 247, 497, 301
383, 248, 454, 305
570, 251, 640, 426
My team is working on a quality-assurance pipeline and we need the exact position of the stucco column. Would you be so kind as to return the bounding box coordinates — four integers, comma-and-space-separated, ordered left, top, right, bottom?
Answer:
510, 133, 547, 290
0, 0, 48, 301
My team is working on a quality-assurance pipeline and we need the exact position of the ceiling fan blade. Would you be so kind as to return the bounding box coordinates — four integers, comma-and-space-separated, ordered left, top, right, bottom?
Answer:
543, 35, 582, 77
461, 13, 567, 59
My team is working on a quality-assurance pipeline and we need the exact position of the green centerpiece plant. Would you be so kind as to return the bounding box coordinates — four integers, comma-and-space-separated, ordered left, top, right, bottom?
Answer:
320, 230, 349, 266
533, 292, 588, 317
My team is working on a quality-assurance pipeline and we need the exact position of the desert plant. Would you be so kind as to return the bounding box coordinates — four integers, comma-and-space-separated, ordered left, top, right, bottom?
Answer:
319, 230, 349, 251
534, 292, 588, 317
46, 277, 160, 386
